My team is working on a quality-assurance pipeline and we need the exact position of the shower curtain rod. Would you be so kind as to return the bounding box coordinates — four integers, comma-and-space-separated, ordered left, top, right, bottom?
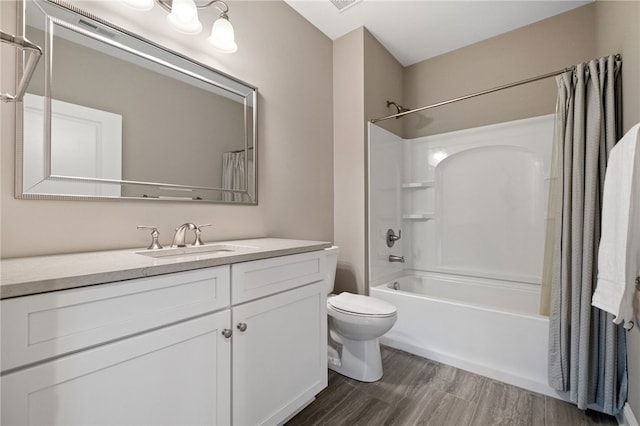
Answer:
370, 54, 621, 123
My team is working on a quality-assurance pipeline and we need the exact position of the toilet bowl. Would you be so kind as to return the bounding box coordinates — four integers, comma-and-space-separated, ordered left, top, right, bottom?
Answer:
324, 247, 397, 382
327, 292, 397, 382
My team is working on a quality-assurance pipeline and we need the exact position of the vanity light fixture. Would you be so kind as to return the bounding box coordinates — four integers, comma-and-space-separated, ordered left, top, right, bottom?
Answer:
122, 0, 238, 53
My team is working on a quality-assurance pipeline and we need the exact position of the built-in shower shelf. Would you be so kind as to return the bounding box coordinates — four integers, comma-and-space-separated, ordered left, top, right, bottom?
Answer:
402, 213, 435, 220
402, 181, 434, 189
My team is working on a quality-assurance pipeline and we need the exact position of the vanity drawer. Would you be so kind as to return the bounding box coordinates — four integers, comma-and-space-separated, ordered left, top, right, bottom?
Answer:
231, 250, 325, 304
1, 266, 230, 372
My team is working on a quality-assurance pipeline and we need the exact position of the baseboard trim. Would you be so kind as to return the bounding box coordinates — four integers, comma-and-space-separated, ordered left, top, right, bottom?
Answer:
619, 403, 639, 426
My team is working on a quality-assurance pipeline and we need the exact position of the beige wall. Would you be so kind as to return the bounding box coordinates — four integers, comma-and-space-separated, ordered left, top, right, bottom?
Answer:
363, 31, 403, 137
333, 28, 365, 295
1, 0, 334, 258
595, 1, 640, 133
403, 4, 596, 138
333, 28, 403, 295
594, 1, 640, 419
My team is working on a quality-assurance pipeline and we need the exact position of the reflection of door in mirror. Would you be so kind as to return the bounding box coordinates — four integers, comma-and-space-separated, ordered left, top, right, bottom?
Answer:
23, 94, 122, 196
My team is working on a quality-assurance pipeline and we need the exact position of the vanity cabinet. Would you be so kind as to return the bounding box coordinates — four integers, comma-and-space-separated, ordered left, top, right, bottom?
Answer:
1, 266, 232, 426
1, 249, 327, 426
231, 251, 327, 425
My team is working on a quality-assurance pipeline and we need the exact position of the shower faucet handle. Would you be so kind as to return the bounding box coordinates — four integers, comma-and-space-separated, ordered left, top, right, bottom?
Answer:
386, 229, 401, 247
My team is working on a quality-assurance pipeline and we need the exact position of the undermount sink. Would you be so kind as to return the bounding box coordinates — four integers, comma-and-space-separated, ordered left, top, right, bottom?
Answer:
136, 244, 256, 259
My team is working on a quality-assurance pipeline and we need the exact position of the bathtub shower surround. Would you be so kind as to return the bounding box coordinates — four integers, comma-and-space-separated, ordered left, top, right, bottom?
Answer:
369, 115, 554, 287
368, 115, 557, 395
400, 115, 553, 284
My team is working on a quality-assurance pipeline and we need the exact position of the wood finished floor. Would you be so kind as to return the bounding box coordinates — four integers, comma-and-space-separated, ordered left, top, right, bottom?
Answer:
286, 346, 617, 426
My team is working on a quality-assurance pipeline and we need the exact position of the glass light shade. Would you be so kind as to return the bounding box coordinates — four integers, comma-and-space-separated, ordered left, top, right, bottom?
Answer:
208, 17, 237, 53
122, 0, 154, 11
167, 0, 202, 35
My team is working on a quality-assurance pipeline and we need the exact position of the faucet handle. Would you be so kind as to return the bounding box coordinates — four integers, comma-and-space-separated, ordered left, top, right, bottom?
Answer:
386, 228, 401, 247
193, 224, 212, 246
137, 225, 163, 250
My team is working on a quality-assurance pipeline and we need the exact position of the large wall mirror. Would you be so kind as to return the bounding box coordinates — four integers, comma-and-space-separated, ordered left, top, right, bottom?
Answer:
17, 0, 257, 203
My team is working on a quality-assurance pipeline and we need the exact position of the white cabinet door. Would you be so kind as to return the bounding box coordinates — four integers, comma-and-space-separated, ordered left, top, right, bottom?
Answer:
1, 311, 232, 426
232, 282, 327, 426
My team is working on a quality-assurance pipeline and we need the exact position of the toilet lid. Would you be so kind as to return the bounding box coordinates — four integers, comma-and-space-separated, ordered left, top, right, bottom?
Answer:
328, 292, 397, 316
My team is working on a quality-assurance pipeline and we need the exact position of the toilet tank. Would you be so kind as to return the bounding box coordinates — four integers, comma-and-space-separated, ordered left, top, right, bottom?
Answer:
324, 246, 340, 295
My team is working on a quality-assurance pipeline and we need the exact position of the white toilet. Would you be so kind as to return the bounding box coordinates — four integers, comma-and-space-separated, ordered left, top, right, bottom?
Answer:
324, 246, 397, 382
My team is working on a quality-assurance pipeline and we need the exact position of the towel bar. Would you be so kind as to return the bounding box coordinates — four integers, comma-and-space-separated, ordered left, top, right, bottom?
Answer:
0, 30, 42, 103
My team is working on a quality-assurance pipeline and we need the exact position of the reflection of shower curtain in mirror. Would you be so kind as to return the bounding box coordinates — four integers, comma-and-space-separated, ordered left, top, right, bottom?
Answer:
222, 151, 246, 201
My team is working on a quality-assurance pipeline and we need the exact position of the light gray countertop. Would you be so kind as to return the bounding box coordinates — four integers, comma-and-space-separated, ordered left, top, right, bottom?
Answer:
0, 238, 332, 299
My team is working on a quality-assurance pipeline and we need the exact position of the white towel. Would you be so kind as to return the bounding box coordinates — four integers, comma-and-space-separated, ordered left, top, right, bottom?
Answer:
592, 123, 640, 329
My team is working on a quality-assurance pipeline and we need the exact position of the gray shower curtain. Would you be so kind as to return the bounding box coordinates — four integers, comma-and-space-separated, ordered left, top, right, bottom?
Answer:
546, 55, 627, 415
222, 151, 246, 202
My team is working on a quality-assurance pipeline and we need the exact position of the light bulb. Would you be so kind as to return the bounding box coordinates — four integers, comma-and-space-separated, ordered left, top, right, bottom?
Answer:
208, 16, 237, 53
167, 0, 202, 35
122, 0, 154, 11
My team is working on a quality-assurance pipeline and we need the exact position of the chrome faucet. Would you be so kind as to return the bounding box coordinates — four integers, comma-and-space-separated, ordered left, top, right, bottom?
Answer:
389, 255, 405, 263
171, 223, 197, 248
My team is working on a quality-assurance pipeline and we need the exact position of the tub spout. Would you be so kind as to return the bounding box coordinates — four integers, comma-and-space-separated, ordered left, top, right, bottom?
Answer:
389, 255, 405, 263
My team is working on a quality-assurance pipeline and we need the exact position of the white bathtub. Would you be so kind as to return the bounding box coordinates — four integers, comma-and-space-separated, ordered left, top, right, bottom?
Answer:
371, 272, 564, 398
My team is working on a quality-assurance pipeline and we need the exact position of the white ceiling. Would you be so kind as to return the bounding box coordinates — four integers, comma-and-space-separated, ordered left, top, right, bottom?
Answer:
283, 0, 592, 66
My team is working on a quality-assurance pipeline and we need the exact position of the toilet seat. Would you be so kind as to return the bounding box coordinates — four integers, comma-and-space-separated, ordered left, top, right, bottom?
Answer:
328, 292, 397, 318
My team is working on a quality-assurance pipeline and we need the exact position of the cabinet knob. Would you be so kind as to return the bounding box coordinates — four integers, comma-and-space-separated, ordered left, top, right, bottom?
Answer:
221, 329, 232, 338
237, 322, 247, 332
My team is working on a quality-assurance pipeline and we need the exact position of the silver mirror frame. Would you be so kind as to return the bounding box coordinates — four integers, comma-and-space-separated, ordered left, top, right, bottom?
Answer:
15, 0, 258, 204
